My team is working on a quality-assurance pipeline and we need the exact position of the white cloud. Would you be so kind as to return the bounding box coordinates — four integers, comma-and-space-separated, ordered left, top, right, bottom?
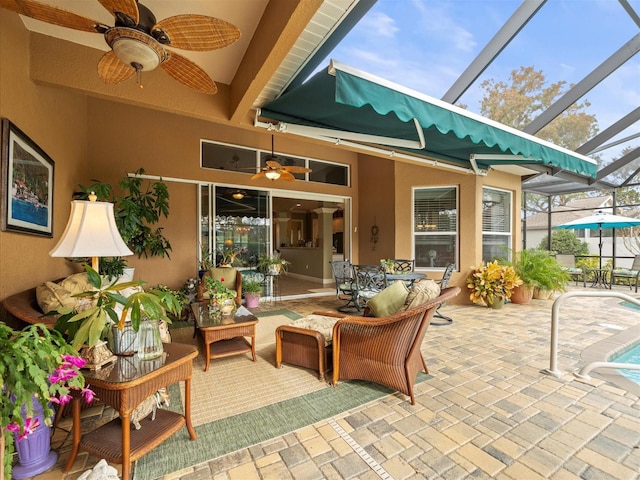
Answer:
360, 11, 398, 39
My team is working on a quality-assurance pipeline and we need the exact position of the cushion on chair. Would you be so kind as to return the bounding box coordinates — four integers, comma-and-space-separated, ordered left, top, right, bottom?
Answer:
367, 280, 410, 317
210, 267, 238, 289
287, 314, 340, 342
402, 279, 440, 311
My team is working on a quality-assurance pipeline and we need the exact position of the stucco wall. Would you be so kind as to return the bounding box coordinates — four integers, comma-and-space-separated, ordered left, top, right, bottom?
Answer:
84, 98, 358, 288
0, 14, 89, 299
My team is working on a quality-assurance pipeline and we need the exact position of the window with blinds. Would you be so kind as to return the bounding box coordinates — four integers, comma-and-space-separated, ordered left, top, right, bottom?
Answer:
482, 187, 512, 262
413, 187, 458, 269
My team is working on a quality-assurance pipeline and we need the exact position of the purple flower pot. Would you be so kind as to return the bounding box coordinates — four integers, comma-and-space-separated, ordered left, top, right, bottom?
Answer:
11, 398, 58, 479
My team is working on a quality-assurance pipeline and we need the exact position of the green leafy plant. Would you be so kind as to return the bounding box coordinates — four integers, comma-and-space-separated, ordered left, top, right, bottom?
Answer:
257, 254, 290, 274
0, 324, 92, 479
204, 276, 236, 301
242, 280, 263, 294
218, 246, 247, 266
75, 168, 172, 259
466, 260, 522, 306
99, 256, 127, 282
500, 248, 570, 292
53, 266, 181, 349
199, 244, 215, 271
380, 259, 395, 273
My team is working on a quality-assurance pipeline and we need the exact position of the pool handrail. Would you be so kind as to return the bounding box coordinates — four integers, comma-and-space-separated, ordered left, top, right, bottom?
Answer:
544, 290, 640, 378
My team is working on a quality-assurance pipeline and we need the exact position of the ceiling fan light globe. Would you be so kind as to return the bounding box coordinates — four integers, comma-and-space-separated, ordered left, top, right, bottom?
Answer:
265, 170, 281, 180
232, 192, 245, 200
106, 28, 165, 71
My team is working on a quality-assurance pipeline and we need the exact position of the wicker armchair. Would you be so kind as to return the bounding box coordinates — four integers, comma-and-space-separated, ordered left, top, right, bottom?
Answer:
331, 286, 460, 405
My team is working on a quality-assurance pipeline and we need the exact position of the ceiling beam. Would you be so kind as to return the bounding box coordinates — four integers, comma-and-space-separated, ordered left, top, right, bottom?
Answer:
441, 0, 545, 104
596, 146, 640, 181
576, 106, 640, 155
524, 33, 640, 135
229, 0, 323, 124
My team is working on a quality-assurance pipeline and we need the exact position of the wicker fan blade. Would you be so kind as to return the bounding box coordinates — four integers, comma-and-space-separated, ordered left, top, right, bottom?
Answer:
97, 50, 135, 85
283, 166, 312, 174
280, 170, 296, 181
251, 171, 266, 180
161, 51, 217, 94
97, 0, 138, 24
266, 160, 282, 169
0, 0, 103, 32
153, 15, 240, 51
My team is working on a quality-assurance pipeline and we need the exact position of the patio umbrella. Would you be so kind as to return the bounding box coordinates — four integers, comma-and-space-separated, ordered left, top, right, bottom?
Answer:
554, 210, 640, 269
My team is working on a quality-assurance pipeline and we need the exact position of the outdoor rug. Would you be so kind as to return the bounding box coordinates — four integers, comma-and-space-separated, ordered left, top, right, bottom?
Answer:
133, 309, 431, 479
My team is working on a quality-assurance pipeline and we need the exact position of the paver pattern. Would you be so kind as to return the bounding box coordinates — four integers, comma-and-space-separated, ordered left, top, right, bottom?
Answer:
34, 287, 639, 480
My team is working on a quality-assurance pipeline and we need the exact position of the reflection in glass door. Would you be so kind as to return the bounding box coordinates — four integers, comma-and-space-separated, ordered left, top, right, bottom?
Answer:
199, 185, 271, 269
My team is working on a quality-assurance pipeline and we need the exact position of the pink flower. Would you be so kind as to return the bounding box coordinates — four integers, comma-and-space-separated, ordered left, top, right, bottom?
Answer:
8, 417, 41, 440
50, 393, 72, 405
49, 367, 78, 384
221, 278, 225, 282
62, 354, 86, 368
82, 388, 95, 403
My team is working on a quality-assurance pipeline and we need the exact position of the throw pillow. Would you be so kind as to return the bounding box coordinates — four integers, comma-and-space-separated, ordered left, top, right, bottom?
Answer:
36, 281, 77, 314
211, 267, 237, 289
367, 280, 410, 317
402, 279, 440, 311
59, 272, 92, 295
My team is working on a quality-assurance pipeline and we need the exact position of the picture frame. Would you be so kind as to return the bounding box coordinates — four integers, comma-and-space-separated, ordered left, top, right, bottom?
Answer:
1, 118, 54, 237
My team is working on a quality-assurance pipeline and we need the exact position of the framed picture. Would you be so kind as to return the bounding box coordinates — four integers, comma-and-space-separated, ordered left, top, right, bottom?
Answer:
1, 119, 54, 237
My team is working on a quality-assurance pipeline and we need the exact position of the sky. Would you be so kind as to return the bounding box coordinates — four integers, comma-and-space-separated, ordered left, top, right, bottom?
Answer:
321, 0, 640, 165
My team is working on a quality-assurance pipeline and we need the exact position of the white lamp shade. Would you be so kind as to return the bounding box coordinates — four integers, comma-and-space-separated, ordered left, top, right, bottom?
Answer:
49, 200, 133, 258
265, 170, 281, 180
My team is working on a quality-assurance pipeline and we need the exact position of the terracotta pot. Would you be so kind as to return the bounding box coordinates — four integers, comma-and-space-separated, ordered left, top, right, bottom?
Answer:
510, 284, 534, 304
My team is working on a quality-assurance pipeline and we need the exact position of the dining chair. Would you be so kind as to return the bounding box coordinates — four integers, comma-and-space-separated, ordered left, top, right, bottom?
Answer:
329, 260, 359, 313
352, 264, 387, 310
391, 259, 415, 273
555, 254, 586, 287
431, 263, 455, 325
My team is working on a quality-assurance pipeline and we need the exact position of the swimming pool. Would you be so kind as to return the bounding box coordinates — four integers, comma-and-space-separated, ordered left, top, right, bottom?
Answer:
612, 342, 640, 385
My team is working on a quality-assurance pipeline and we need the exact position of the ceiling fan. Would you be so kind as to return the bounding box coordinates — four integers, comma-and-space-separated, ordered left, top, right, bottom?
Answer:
251, 136, 312, 182
0, 0, 240, 94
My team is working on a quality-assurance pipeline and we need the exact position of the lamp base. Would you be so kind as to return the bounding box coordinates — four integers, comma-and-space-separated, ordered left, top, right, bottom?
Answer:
79, 341, 117, 370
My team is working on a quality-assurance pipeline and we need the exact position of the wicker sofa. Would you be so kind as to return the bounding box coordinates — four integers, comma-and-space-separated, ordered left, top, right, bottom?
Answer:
1, 282, 59, 329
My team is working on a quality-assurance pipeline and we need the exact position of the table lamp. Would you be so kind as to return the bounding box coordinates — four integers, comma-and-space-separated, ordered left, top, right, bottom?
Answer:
49, 192, 133, 272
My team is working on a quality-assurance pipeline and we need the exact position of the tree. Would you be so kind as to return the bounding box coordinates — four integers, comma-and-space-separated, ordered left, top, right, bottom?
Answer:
479, 66, 598, 150
538, 230, 588, 256
479, 67, 601, 215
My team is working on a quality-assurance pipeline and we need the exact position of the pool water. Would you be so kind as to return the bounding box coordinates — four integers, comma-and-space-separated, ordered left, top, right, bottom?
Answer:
612, 343, 640, 385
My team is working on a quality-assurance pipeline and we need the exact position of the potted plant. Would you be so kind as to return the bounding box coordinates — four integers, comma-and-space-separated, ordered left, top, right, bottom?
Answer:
257, 253, 290, 275
203, 276, 237, 317
466, 260, 522, 308
75, 168, 172, 262
53, 266, 182, 354
500, 248, 570, 303
242, 280, 262, 308
199, 244, 215, 278
217, 246, 246, 267
1, 323, 93, 479
380, 259, 395, 274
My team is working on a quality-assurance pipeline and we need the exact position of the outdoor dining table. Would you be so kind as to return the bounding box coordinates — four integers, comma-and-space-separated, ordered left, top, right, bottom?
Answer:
385, 271, 426, 287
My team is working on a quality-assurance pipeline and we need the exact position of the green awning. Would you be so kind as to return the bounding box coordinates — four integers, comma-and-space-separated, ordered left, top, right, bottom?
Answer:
259, 61, 598, 178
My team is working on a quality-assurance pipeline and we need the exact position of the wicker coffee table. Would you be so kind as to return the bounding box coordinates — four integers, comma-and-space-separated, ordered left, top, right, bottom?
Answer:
191, 303, 259, 371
